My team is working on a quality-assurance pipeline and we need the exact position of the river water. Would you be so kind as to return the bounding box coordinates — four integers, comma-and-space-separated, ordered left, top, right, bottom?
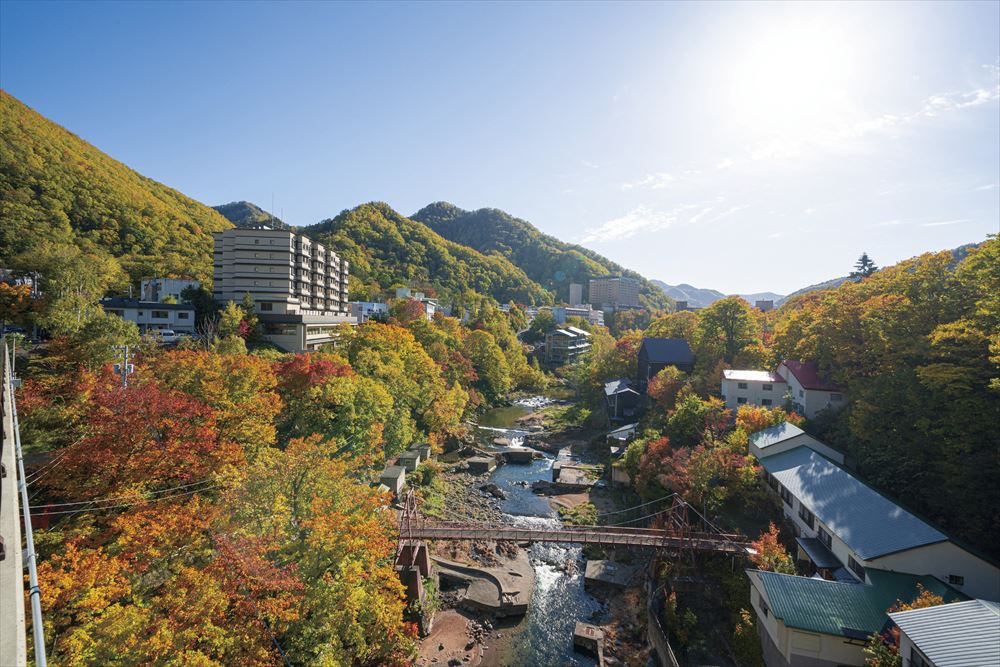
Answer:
474, 398, 602, 667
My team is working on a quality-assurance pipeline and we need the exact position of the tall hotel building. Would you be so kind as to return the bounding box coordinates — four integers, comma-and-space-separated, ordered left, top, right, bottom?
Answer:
213, 226, 356, 351
588, 275, 641, 310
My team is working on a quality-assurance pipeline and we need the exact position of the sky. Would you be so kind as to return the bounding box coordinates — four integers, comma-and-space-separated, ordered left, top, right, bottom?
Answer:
1, 1, 998, 295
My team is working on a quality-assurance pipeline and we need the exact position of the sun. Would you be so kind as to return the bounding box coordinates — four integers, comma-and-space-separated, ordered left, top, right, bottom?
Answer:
728, 20, 857, 140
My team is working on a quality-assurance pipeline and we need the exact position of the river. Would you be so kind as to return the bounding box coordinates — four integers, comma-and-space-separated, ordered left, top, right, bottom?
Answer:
474, 397, 602, 667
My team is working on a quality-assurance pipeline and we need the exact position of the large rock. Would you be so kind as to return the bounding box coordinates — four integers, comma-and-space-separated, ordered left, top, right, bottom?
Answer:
479, 483, 506, 500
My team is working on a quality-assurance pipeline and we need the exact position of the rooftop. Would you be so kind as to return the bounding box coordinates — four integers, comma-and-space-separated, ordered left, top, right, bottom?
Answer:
604, 378, 638, 396
723, 369, 785, 383
751, 568, 965, 639
762, 447, 947, 559
750, 422, 808, 450
100, 297, 194, 311
640, 338, 694, 365
780, 359, 841, 392
565, 326, 592, 337
889, 600, 1000, 667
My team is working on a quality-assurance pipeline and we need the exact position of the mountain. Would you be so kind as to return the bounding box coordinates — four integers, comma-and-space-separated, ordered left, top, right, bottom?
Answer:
411, 202, 672, 311
651, 281, 785, 308
0, 90, 232, 282
302, 202, 553, 306
213, 201, 291, 230
780, 276, 851, 303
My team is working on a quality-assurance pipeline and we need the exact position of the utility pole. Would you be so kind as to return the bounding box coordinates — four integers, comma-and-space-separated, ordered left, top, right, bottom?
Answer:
113, 345, 133, 388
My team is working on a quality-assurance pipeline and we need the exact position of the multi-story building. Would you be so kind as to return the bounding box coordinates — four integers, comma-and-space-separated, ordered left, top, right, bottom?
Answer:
552, 305, 604, 327
350, 301, 389, 324
721, 369, 787, 411
141, 277, 200, 303
212, 226, 355, 351
588, 275, 640, 310
100, 298, 196, 334
569, 282, 584, 306
544, 326, 592, 364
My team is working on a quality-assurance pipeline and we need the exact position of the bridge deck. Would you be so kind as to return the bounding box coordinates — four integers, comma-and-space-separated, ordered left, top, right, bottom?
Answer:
401, 521, 751, 554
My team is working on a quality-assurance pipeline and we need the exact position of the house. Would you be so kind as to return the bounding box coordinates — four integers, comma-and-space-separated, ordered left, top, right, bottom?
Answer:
604, 378, 641, 421
394, 287, 437, 319
544, 327, 592, 364
722, 369, 787, 411
888, 599, 1000, 667
607, 423, 639, 445
747, 568, 965, 667
350, 301, 388, 324
777, 360, 845, 419
636, 338, 694, 389
100, 298, 196, 334
212, 227, 356, 351
748, 422, 844, 464
141, 277, 200, 303
379, 465, 406, 497
759, 446, 1000, 601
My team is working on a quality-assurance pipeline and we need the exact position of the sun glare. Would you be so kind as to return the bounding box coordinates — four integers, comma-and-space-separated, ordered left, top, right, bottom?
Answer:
729, 21, 857, 140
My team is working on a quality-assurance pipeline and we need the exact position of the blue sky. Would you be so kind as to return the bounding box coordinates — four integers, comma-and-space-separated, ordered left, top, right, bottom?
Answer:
2, 1, 998, 294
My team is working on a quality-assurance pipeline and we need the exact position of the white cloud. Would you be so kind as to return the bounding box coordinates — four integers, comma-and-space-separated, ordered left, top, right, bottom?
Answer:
580, 206, 676, 243
877, 219, 901, 226
975, 183, 998, 191
716, 158, 736, 170
769, 232, 783, 239
581, 160, 600, 170
804, 207, 817, 214
620, 172, 675, 190
921, 219, 968, 227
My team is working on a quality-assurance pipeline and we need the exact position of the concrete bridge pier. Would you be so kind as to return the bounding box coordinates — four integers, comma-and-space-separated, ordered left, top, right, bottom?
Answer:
396, 540, 430, 577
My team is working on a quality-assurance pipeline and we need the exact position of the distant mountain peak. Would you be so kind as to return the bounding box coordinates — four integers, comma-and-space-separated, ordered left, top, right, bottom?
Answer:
213, 201, 290, 230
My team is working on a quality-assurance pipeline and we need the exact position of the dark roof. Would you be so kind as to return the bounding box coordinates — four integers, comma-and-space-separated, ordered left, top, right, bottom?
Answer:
640, 338, 694, 365
763, 447, 947, 559
781, 359, 841, 391
796, 537, 842, 570
100, 298, 194, 311
604, 378, 637, 396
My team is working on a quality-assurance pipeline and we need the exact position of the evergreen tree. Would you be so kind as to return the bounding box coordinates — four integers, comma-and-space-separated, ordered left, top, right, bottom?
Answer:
851, 252, 878, 280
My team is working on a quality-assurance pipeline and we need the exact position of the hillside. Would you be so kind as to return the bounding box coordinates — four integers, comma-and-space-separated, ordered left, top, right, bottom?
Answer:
412, 202, 672, 310
0, 90, 232, 282
214, 200, 291, 230
652, 281, 784, 308
303, 202, 553, 306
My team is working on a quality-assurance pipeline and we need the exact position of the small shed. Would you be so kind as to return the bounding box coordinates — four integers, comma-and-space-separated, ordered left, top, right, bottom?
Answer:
468, 456, 497, 475
573, 622, 604, 657
397, 450, 422, 471
379, 466, 406, 497
414, 443, 433, 461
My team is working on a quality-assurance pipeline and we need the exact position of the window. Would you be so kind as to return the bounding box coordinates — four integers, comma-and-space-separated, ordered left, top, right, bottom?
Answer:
910, 648, 931, 667
779, 485, 793, 506
152, 310, 168, 319
798, 504, 815, 529
758, 596, 769, 618
831, 393, 842, 402
763, 384, 772, 391
948, 574, 965, 586
799, 389, 804, 397
260, 303, 273, 312
762, 399, 773, 406
737, 397, 747, 404
818, 527, 832, 548
254, 239, 260, 244
177, 312, 189, 320
738, 382, 748, 389
848, 556, 866, 579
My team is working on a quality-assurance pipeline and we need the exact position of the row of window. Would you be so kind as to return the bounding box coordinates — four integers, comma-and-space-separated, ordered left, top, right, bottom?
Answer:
736, 382, 774, 391
736, 397, 773, 406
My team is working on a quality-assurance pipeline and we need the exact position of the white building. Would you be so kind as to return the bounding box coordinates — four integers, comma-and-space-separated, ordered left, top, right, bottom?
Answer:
776, 360, 845, 419
721, 369, 787, 411
212, 226, 355, 351
589, 275, 640, 310
759, 446, 999, 600
748, 422, 844, 464
569, 282, 584, 306
889, 599, 1000, 667
350, 301, 388, 324
140, 277, 200, 303
394, 287, 437, 320
101, 298, 196, 334
553, 305, 604, 327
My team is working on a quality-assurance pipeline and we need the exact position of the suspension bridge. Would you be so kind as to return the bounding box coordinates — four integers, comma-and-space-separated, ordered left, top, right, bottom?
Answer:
396, 491, 755, 558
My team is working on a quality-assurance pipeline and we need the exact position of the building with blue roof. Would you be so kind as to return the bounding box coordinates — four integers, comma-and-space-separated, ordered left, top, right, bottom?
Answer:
761, 446, 999, 601
890, 599, 1000, 667
749, 422, 844, 464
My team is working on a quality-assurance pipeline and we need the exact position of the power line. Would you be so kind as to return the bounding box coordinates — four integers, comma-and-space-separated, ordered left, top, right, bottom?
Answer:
37, 484, 224, 516
35, 479, 221, 509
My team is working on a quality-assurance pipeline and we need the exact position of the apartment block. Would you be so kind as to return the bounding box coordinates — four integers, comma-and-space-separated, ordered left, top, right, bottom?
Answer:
212, 226, 356, 351
588, 275, 641, 310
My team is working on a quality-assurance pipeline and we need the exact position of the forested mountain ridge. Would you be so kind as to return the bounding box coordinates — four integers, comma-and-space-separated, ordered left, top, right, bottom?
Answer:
412, 201, 672, 310
302, 202, 554, 306
213, 200, 291, 230
0, 90, 233, 282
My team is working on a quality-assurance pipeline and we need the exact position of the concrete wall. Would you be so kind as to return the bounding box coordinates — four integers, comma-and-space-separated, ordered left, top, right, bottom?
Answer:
0, 343, 27, 665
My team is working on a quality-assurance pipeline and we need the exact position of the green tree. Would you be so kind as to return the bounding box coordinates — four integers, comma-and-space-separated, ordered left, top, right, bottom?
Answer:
851, 252, 879, 280
697, 296, 760, 365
